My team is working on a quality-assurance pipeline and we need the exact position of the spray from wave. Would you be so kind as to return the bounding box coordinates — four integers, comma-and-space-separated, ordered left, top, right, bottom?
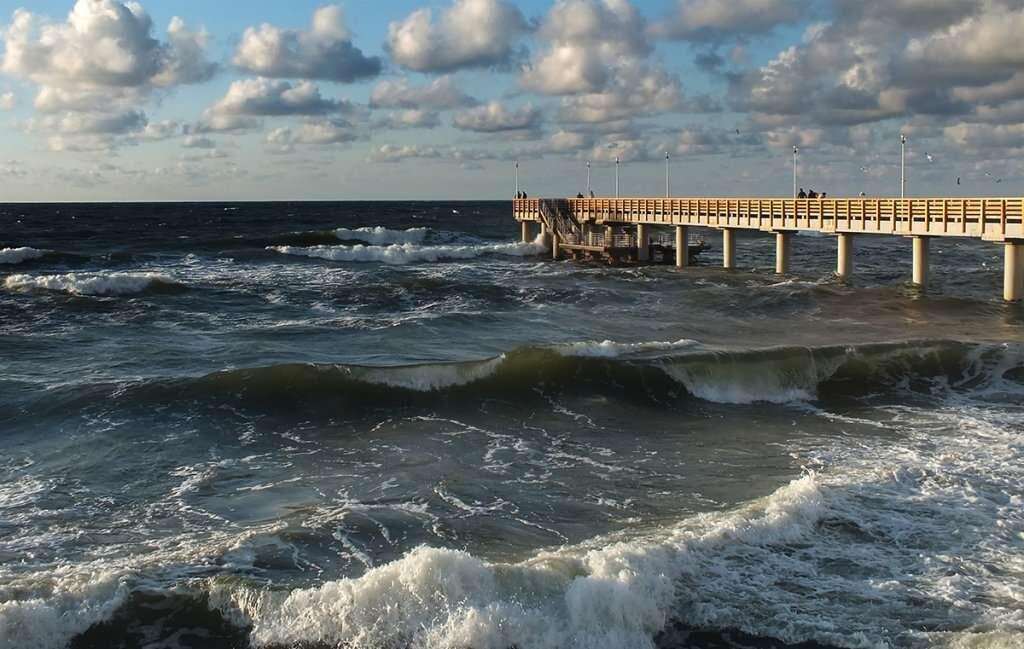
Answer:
0, 247, 46, 265
3, 272, 184, 296
334, 226, 429, 245
269, 235, 548, 265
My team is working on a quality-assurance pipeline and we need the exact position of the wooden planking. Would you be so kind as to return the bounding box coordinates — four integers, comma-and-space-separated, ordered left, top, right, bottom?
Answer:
513, 197, 1024, 240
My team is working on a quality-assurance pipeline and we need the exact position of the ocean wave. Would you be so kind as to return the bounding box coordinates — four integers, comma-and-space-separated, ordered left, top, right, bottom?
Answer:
269, 235, 548, 265
334, 226, 429, 245
3, 272, 184, 296
556, 339, 698, 359
34, 340, 1024, 416
0, 247, 46, 265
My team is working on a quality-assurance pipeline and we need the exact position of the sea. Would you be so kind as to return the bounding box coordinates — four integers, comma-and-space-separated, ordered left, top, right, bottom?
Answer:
0, 201, 1022, 649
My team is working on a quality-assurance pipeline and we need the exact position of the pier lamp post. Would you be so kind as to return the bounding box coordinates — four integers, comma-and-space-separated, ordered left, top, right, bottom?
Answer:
900, 133, 907, 198
792, 146, 798, 198
615, 157, 620, 198
586, 160, 591, 195
514, 160, 519, 196
665, 152, 671, 197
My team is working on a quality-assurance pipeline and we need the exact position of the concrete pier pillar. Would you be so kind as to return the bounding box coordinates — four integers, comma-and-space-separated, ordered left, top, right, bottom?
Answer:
1006, 240, 1024, 302
837, 233, 854, 279
722, 229, 736, 269
675, 225, 689, 268
637, 224, 650, 262
912, 236, 930, 289
775, 231, 792, 274
521, 220, 532, 243
551, 233, 560, 260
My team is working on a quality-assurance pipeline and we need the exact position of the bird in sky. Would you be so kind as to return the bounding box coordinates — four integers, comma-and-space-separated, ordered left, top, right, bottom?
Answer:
924, 152, 934, 162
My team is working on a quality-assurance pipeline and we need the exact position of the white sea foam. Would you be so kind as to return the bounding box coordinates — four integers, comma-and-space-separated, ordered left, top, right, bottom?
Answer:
0, 247, 46, 264
335, 226, 429, 245
556, 339, 698, 359
213, 395, 1024, 649
347, 355, 505, 391
3, 272, 180, 296
270, 235, 548, 265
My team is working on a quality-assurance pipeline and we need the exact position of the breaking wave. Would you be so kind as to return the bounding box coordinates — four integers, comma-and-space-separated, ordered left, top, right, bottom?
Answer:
31, 340, 1024, 416
269, 235, 548, 265
334, 226, 429, 245
0, 247, 46, 264
3, 272, 184, 296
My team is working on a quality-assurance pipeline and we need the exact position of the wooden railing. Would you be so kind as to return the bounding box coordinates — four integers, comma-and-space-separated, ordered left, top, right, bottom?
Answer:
514, 197, 1024, 241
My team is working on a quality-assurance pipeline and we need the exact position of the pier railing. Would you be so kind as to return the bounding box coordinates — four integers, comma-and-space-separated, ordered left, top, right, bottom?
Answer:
514, 197, 1024, 241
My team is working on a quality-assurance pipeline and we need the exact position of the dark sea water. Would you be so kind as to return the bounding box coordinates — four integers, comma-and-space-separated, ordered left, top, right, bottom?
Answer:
0, 201, 1022, 649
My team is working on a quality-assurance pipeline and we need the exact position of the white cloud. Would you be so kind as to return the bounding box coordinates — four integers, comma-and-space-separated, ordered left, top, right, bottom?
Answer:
373, 110, 441, 129
0, 92, 14, 110
183, 135, 217, 149
658, 0, 809, 41
452, 101, 541, 132
264, 119, 358, 153
209, 78, 352, 117
369, 76, 477, 110
387, 0, 528, 73
521, 0, 649, 95
234, 5, 380, 82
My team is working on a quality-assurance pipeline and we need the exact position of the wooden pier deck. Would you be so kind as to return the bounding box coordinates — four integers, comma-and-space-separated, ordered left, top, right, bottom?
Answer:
514, 197, 1024, 301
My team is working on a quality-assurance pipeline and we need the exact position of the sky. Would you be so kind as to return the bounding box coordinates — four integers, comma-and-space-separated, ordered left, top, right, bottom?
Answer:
0, 0, 1021, 201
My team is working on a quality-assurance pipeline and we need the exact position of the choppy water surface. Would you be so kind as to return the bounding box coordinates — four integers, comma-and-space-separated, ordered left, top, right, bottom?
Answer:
1, 201, 1022, 649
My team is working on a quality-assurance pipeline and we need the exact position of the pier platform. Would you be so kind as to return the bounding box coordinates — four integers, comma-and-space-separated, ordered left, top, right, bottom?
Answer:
514, 196, 1024, 301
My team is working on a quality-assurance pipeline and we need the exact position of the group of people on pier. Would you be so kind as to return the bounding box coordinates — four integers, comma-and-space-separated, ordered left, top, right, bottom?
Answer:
797, 188, 827, 199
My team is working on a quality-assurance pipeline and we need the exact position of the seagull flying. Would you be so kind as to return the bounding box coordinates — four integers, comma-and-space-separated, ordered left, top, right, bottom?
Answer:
924, 152, 934, 162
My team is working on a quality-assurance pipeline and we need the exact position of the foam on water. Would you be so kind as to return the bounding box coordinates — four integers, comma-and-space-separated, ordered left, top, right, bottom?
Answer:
269, 235, 548, 265
556, 339, 699, 359
0, 247, 46, 264
208, 395, 1024, 649
335, 226, 430, 245
3, 272, 181, 296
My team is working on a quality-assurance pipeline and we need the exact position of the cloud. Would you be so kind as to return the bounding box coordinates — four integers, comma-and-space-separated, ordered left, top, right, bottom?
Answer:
367, 143, 495, 164
373, 110, 441, 129
185, 114, 261, 135
657, 0, 810, 41
234, 5, 381, 82
369, 76, 477, 110
264, 118, 358, 153
387, 0, 528, 73
452, 101, 541, 132
0, 0, 216, 149
183, 135, 217, 149
209, 78, 352, 117
0, 92, 13, 110
521, 0, 650, 95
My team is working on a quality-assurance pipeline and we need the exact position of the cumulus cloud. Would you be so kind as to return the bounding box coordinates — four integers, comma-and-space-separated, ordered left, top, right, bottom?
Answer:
369, 76, 477, 110
0, 92, 14, 110
373, 110, 441, 129
0, 0, 216, 148
367, 143, 495, 164
209, 78, 352, 117
264, 119, 357, 153
387, 0, 528, 73
521, 0, 649, 95
183, 135, 216, 149
658, 0, 809, 41
452, 101, 541, 132
234, 5, 381, 82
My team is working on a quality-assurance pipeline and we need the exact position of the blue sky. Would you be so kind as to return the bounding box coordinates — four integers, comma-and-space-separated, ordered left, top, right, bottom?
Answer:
0, 0, 1020, 201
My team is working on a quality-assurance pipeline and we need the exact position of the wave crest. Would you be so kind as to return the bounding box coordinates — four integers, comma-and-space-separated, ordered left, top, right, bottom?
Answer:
269, 235, 548, 265
3, 272, 184, 296
0, 247, 46, 265
334, 226, 429, 245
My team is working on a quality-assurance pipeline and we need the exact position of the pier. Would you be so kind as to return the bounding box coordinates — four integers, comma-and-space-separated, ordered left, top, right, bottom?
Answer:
514, 196, 1024, 302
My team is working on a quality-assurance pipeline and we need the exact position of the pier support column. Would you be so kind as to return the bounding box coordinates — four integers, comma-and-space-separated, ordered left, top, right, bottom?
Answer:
775, 231, 792, 274
912, 236, 930, 289
1006, 240, 1024, 302
637, 224, 650, 262
675, 225, 689, 268
551, 233, 560, 260
521, 220, 532, 243
836, 233, 854, 279
722, 229, 736, 269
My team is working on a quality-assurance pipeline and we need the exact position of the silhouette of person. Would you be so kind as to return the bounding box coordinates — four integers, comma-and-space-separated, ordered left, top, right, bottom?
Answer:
797, 188, 807, 198
820, 192, 827, 198
808, 189, 818, 198
577, 192, 584, 199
